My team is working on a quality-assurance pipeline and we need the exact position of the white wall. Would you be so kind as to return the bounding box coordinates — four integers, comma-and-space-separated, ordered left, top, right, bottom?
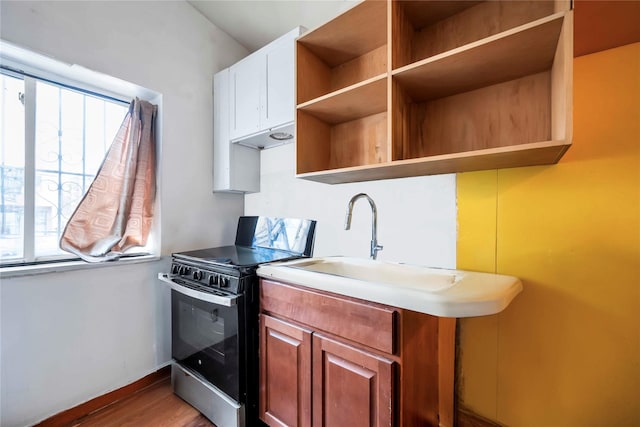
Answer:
1, 261, 169, 424
0, 1, 248, 426
245, 144, 457, 269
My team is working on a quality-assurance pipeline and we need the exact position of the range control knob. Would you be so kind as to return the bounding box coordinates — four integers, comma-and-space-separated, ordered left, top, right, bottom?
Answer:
193, 270, 203, 280
171, 265, 179, 274
209, 274, 218, 286
219, 277, 229, 288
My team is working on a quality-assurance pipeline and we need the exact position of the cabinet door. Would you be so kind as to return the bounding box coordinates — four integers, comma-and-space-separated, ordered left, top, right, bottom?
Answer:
229, 53, 264, 140
213, 68, 260, 193
263, 35, 295, 130
213, 68, 231, 191
312, 334, 394, 427
260, 314, 312, 427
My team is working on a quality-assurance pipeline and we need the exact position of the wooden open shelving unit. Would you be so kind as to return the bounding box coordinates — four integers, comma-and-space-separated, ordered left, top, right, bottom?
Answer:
295, 0, 573, 184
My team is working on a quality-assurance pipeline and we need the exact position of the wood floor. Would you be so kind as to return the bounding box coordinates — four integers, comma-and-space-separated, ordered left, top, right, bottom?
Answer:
70, 377, 215, 427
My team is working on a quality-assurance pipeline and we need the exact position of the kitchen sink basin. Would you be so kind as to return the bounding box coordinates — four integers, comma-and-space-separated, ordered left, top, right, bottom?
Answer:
287, 257, 459, 292
257, 256, 522, 318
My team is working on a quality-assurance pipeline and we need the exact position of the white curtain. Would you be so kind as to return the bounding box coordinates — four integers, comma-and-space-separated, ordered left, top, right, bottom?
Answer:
60, 98, 157, 262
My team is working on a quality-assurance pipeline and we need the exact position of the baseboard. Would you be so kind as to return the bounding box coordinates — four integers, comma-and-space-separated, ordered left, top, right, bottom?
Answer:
36, 365, 171, 427
457, 404, 505, 427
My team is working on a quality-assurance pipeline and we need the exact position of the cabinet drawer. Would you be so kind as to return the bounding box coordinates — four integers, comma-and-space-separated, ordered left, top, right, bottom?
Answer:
260, 279, 397, 354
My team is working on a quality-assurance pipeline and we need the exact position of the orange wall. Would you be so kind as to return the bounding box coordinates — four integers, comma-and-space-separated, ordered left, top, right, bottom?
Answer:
456, 42, 639, 426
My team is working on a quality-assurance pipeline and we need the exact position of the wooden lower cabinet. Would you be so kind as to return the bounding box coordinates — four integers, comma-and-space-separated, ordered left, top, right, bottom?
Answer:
260, 314, 393, 427
312, 334, 393, 427
260, 314, 312, 427
259, 279, 455, 427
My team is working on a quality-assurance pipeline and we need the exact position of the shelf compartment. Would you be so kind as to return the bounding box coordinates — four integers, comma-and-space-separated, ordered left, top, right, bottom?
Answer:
398, 72, 553, 159
391, 10, 572, 162
392, 12, 565, 102
392, 0, 566, 69
296, 110, 388, 175
296, 0, 388, 104
297, 75, 387, 124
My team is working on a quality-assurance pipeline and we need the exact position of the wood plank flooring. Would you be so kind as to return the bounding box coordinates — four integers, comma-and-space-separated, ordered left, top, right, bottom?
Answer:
70, 377, 215, 427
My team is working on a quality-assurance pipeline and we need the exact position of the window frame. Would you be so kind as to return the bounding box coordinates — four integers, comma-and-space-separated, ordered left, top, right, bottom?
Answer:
0, 40, 161, 269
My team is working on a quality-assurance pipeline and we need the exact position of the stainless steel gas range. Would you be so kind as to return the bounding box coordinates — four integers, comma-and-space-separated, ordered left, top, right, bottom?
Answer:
158, 216, 316, 427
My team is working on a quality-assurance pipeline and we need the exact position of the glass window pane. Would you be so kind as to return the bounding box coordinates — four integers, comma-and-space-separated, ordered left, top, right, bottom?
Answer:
60, 88, 84, 174
34, 81, 127, 258
84, 96, 107, 176
34, 171, 86, 256
34, 170, 59, 255
0, 74, 25, 261
35, 81, 61, 172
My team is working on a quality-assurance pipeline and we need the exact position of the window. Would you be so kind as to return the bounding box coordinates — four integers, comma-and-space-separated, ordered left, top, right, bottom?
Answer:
1, 70, 129, 265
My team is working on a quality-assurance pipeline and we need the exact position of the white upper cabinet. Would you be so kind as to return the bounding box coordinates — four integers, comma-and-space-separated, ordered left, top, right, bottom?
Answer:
229, 27, 304, 149
229, 53, 263, 140
213, 68, 260, 193
263, 33, 296, 130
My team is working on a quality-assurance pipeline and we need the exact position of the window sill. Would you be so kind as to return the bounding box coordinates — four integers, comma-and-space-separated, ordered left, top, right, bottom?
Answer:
0, 254, 162, 279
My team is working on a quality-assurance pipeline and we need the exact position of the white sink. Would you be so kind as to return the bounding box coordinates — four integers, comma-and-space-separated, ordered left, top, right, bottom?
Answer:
257, 256, 522, 318
288, 257, 459, 292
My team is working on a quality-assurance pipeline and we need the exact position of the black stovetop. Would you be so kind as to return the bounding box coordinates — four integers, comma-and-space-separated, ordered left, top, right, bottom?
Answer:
173, 245, 304, 269
172, 216, 317, 270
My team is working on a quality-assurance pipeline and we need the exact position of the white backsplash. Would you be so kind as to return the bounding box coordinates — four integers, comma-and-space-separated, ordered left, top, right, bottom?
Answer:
245, 143, 457, 269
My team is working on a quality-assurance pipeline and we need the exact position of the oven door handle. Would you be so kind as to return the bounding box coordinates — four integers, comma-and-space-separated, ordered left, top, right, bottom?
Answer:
157, 273, 238, 307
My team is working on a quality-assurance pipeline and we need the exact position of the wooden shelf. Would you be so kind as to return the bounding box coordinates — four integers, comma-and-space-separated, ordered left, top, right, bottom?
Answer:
296, 110, 388, 174
297, 140, 571, 185
396, 72, 555, 160
297, 74, 387, 124
295, 0, 573, 184
392, 0, 560, 69
296, 0, 387, 104
299, 0, 386, 65
397, 1, 481, 30
392, 13, 565, 102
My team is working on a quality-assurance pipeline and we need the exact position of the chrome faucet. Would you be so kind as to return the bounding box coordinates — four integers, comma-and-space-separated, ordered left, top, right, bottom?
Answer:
344, 193, 383, 260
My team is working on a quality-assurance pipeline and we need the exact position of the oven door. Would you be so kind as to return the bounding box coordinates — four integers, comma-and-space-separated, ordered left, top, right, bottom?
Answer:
170, 286, 243, 403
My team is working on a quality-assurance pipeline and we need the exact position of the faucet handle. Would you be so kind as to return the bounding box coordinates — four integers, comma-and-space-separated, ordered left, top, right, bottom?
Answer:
371, 241, 383, 260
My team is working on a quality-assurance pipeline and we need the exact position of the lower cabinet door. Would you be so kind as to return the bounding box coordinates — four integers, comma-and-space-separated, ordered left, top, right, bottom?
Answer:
260, 314, 312, 427
312, 334, 394, 427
